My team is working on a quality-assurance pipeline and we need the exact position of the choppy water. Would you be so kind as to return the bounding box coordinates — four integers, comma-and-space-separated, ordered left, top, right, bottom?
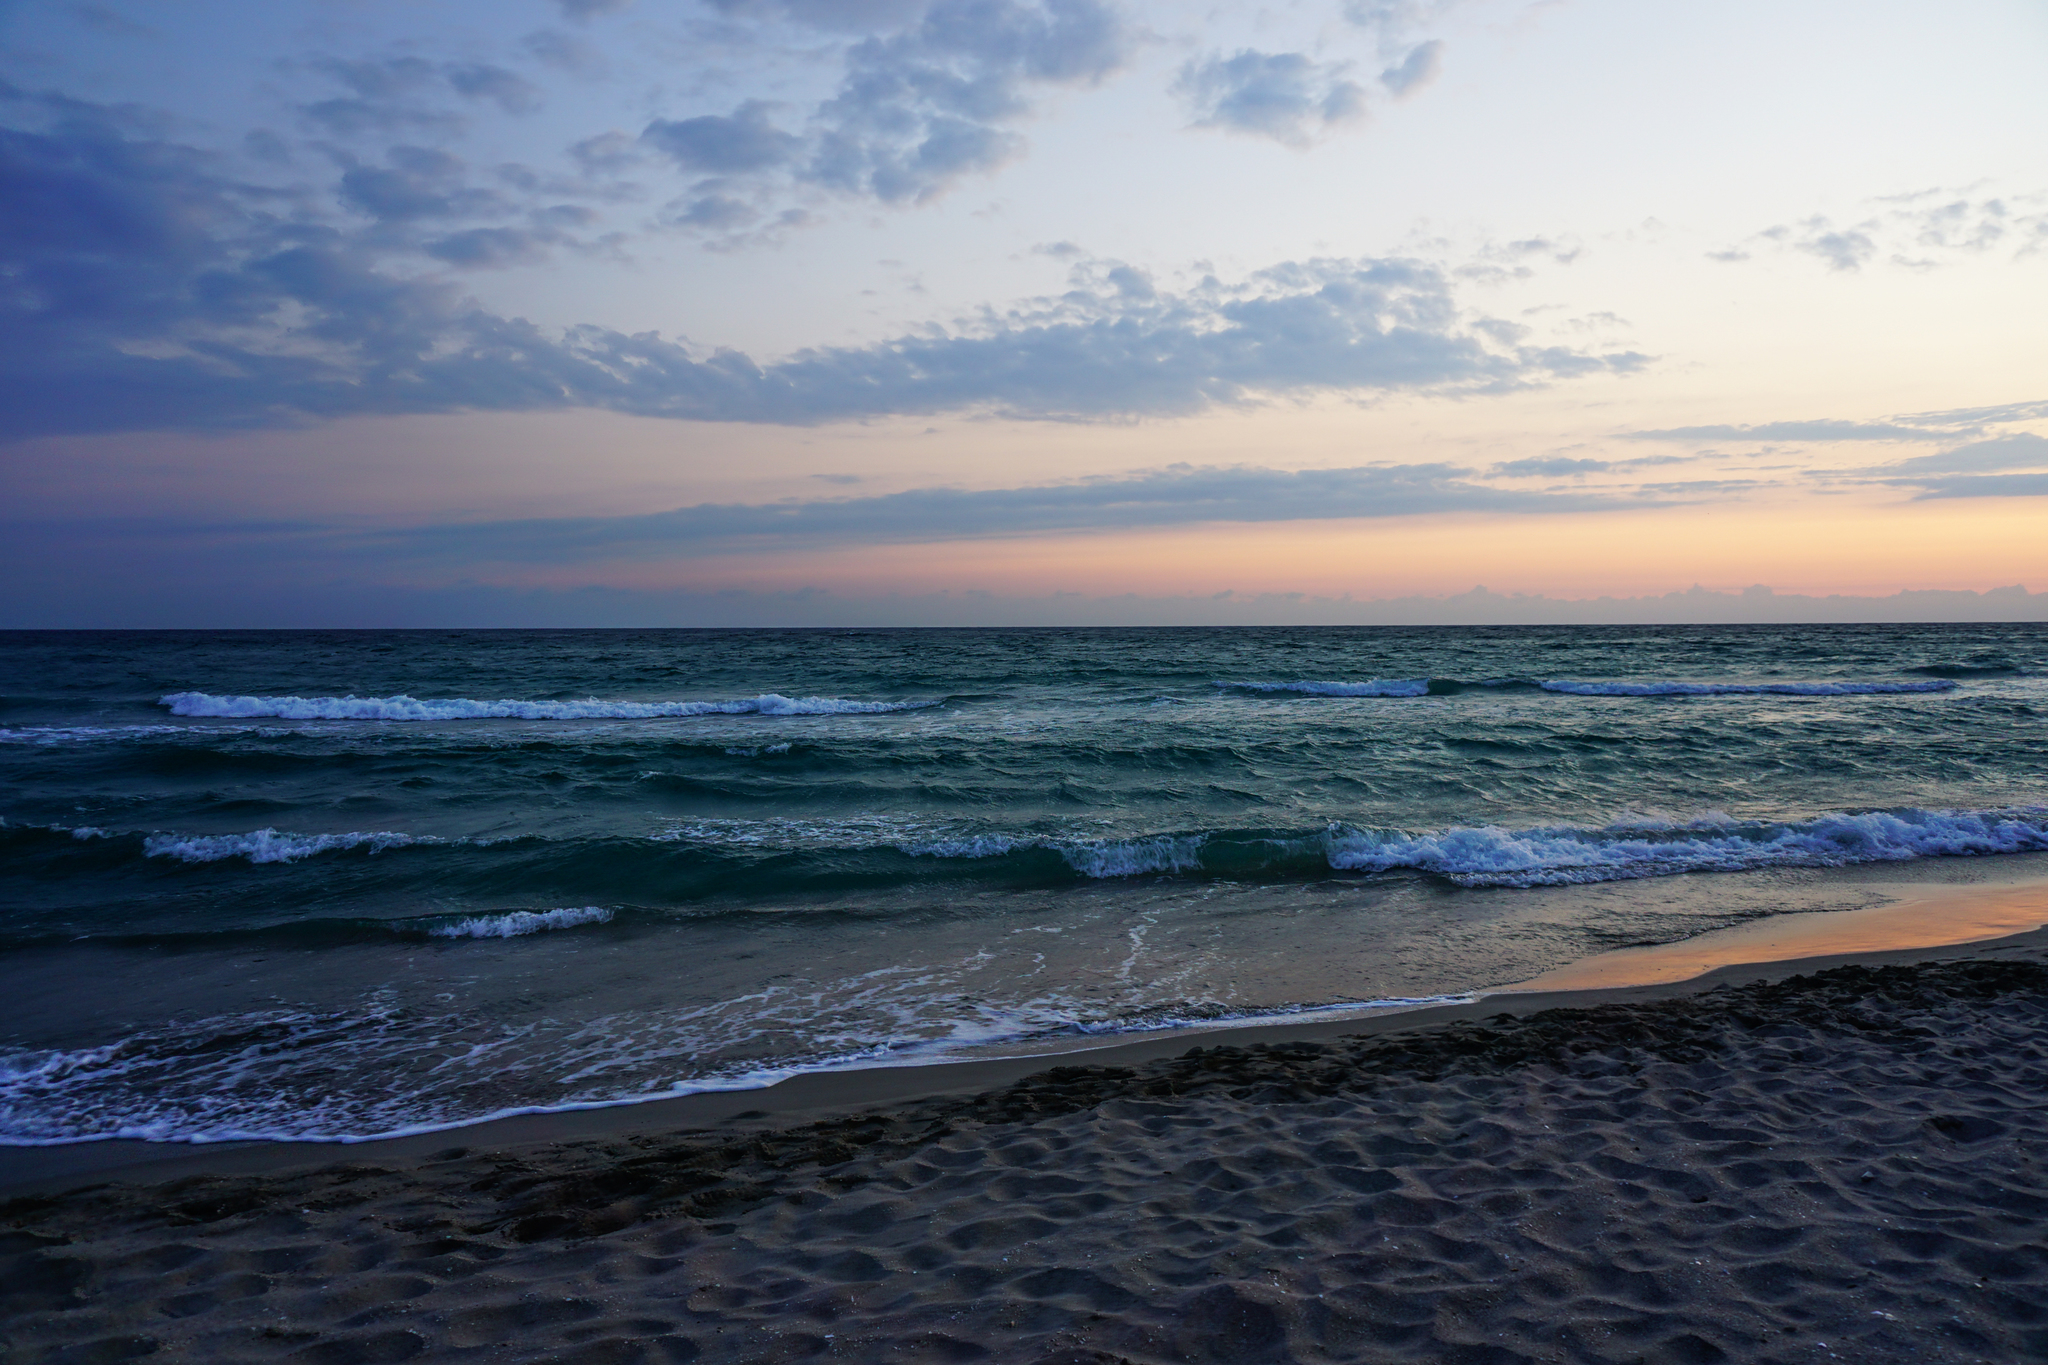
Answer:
3, 624, 2046, 1144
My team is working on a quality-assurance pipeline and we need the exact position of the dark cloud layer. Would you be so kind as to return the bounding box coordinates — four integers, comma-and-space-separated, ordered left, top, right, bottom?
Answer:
0, 89, 1644, 440
345, 462, 1659, 564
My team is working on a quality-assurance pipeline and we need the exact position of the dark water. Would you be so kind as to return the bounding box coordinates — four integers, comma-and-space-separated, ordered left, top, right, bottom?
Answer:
3, 624, 2045, 1143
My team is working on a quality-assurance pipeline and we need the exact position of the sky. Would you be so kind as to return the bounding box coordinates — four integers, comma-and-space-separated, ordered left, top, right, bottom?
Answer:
0, 0, 2044, 627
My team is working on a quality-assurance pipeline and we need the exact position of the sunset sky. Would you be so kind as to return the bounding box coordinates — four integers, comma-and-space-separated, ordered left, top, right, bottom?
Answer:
2, 0, 2044, 626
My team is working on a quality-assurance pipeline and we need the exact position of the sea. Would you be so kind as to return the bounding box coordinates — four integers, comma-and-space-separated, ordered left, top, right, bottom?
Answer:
3, 624, 2046, 1147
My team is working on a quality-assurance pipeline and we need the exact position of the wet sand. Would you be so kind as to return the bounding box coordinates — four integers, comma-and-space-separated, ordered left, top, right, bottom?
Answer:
5, 910, 2048, 1363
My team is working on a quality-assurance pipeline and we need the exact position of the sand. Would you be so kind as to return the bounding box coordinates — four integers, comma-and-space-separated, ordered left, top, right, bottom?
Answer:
6, 932, 2048, 1364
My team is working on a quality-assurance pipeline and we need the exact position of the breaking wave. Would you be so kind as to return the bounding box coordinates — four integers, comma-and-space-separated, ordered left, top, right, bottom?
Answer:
159, 691, 943, 721
901, 832, 1208, 878
426, 906, 614, 939
1219, 677, 1959, 699
900, 808, 2048, 888
1324, 807, 2048, 886
1219, 679, 1431, 697
1537, 679, 1958, 697
143, 829, 428, 864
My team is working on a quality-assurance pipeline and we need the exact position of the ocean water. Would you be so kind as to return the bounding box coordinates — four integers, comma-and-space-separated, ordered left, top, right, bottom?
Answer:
3, 623, 2046, 1145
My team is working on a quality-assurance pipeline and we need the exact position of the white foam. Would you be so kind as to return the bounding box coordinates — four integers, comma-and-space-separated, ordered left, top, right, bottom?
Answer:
1324, 807, 2048, 887
900, 832, 1208, 878
0, 984, 1475, 1146
428, 906, 613, 939
160, 691, 940, 721
1537, 679, 1958, 697
1061, 835, 1207, 877
0, 725, 192, 745
143, 828, 425, 864
903, 834, 1034, 859
1218, 679, 1431, 697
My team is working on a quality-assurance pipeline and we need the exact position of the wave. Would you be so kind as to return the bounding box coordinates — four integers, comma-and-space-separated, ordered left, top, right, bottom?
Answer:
900, 832, 1207, 878
1905, 663, 2024, 679
0, 725, 197, 745
425, 906, 614, 939
0, 984, 1479, 1146
143, 828, 428, 864
1219, 679, 1431, 697
1537, 679, 1958, 697
1325, 807, 2048, 886
898, 807, 2048, 888
159, 691, 943, 721
119, 805, 2048, 888
1218, 676, 1959, 699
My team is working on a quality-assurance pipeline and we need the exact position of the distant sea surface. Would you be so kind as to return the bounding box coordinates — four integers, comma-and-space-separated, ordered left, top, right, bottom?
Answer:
3, 624, 2046, 1145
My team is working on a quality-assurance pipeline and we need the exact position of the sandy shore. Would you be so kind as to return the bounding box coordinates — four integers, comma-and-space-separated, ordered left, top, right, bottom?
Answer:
6, 924, 2048, 1364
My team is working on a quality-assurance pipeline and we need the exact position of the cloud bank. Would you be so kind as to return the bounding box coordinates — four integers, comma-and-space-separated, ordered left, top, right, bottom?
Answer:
368, 461, 1654, 565
0, 89, 1644, 440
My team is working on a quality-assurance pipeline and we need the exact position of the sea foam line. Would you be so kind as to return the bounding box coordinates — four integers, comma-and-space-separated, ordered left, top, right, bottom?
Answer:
0, 988, 1473, 1147
160, 691, 941, 721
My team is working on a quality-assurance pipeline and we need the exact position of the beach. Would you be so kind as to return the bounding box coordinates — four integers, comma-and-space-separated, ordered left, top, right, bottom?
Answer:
8, 918, 2047, 1365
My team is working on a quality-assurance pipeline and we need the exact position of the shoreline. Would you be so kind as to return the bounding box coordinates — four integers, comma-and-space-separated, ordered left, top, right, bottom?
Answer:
5, 873, 2042, 1200
7, 916, 2048, 1362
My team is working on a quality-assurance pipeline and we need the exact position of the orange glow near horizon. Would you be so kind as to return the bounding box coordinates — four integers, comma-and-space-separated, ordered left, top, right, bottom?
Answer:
427, 494, 2048, 604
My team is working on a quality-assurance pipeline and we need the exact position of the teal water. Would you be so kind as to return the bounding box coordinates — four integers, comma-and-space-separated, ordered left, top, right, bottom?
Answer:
3, 624, 2045, 1142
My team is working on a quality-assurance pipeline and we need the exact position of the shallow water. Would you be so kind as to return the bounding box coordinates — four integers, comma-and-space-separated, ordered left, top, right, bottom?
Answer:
3, 623, 2046, 1142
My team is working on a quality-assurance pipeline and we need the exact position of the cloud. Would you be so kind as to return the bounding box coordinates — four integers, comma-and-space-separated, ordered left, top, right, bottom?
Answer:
1714, 193, 2048, 272
630, 0, 1133, 218
422, 226, 560, 268
0, 95, 1646, 440
1379, 40, 1442, 96
1876, 432, 2048, 475
705, 0, 930, 32
444, 64, 544, 115
642, 100, 800, 173
338, 145, 506, 222
1626, 420, 1950, 443
1894, 397, 2048, 428
1173, 50, 1366, 146
1892, 473, 2048, 500
522, 29, 603, 75
1491, 456, 1612, 477
558, 0, 634, 19
365, 462, 1656, 564
1867, 433, 2048, 496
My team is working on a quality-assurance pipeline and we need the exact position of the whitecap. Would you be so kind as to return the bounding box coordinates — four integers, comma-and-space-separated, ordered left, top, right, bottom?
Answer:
159, 691, 941, 721
1537, 679, 1958, 697
428, 906, 614, 939
1216, 679, 1431, 697
1324, 807, 2048, 887
143, 828, 426, 864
